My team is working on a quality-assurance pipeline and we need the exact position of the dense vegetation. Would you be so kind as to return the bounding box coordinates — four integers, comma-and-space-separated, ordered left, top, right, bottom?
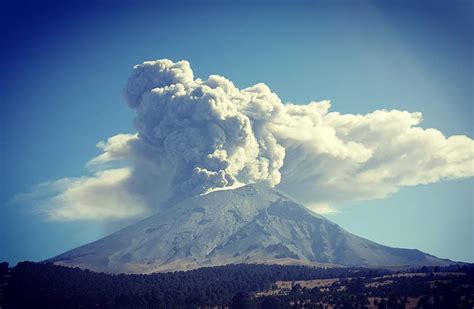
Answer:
1, 261, 473, 308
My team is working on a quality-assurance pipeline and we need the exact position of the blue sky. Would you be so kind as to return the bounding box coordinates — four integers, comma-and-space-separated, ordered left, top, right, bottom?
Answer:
1, 0, 472, 264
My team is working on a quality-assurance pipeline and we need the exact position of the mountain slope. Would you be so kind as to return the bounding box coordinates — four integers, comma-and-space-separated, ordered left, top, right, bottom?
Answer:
50, 184, 454, 273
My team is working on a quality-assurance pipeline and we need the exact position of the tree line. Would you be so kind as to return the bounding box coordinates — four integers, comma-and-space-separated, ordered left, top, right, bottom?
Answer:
2, 261, 473, 308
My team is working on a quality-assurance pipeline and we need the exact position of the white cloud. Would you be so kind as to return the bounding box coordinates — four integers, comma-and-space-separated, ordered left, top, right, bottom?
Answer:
87, 133, 139, 167
15, 59, 474, 221
276, 108, 474, 204
48, 168, 147, 221
306, 202, 340, 215
14, 168, 148, 221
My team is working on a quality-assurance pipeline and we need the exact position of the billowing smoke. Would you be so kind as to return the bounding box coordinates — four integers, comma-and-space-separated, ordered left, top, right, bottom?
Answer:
15, 59, 474, 220
124, 59, 285, 197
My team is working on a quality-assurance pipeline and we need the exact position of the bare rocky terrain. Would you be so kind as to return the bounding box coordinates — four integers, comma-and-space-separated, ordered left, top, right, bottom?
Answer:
50, 184, 454, 274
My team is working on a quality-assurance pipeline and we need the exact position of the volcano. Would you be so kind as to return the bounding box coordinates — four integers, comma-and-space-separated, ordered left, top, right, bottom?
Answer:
50, 184, 453, 273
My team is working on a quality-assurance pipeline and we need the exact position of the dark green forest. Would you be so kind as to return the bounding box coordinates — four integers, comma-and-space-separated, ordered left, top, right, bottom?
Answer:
0, 261, 472, 308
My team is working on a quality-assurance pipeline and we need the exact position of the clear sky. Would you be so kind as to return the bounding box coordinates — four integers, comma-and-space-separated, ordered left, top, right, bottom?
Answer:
1, 0, 472, 264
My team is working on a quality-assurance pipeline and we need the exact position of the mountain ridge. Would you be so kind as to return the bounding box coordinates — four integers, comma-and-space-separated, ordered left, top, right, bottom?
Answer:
49, 184, 455, 273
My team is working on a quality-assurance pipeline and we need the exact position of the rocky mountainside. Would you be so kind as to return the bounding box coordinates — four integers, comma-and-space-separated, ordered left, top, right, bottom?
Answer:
50, 184, 453, 273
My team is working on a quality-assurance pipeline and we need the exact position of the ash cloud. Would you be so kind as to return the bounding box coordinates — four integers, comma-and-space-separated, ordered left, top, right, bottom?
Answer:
124, 59, 285, 198
15, 59, 474, 220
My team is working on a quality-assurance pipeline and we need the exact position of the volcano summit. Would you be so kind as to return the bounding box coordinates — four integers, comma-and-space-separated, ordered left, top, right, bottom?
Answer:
50, 184, 453, 273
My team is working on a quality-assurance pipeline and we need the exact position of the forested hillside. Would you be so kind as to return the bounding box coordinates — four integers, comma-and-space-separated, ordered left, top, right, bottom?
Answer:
2, 262, 473, 308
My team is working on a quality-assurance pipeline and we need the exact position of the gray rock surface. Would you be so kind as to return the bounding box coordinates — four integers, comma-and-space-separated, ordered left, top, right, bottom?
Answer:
50, 184, 454, 273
